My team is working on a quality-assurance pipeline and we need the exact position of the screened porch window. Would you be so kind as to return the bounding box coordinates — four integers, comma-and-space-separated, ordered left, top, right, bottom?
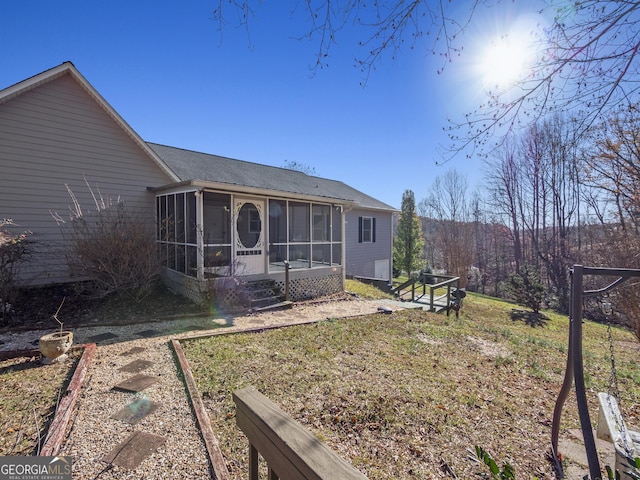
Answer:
268, 199, 342, 271
202, 192, 232, 274
157, 192, 198, 277
156, 191, 232, 278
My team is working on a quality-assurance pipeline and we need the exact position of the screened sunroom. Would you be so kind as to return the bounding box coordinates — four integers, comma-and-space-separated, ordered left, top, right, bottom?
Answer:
155, 188, 345, 301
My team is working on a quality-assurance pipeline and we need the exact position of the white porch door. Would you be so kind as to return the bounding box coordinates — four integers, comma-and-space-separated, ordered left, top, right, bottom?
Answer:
234, 197, 266, 275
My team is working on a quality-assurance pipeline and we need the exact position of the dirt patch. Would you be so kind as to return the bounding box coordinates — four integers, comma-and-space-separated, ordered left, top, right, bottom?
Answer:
466, 335, 511, 359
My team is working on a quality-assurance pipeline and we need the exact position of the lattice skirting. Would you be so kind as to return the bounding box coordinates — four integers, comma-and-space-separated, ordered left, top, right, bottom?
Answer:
161, 268, 344, 305
162, 268, 203, 303
275, 274, 343, 301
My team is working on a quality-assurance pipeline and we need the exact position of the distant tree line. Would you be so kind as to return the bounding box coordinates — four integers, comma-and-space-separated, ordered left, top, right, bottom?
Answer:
407, 108, 640, 337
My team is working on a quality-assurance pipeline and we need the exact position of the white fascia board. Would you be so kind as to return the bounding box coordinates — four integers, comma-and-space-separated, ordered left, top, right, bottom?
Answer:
155, 179, 357, 207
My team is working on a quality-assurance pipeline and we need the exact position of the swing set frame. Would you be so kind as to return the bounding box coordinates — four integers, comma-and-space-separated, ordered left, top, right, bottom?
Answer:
551, 264, 640, 479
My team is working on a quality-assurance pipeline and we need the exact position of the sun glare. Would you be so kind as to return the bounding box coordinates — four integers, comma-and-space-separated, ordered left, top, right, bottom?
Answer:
478, 35, 529, 89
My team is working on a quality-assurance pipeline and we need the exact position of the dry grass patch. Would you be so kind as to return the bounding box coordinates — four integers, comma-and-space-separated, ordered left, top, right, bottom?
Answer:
0, 350, 81, 455
183, 293, 640, 479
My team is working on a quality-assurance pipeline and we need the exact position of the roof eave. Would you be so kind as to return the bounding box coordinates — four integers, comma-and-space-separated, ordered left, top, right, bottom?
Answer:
150, 179, 358, 206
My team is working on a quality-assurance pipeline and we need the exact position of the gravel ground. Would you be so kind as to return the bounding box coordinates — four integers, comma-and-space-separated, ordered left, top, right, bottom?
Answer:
4, 298, 400, 479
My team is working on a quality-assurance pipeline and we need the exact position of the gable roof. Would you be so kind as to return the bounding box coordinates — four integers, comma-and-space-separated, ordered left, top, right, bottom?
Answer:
1, 62, 394, 212
148, 143, 396, 211
0, 62, 179, 182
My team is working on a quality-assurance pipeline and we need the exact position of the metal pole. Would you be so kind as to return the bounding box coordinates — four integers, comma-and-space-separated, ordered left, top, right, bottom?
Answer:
551, 267, 575, 472
552, 264, 640, 479
571, 265, 602, 479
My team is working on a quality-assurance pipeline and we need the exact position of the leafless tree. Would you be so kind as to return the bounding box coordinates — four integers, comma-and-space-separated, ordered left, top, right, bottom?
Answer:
529, 117, 581, 311
486, 117, 582, 311
420, 169, 475, 286
583, 107, 640, 337
584, 106, 640, 233
213, 1, 478, 76
487, 137, 524, 273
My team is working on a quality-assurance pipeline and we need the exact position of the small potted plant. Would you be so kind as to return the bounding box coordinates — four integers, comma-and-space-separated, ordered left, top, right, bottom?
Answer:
39, 298, 73, 364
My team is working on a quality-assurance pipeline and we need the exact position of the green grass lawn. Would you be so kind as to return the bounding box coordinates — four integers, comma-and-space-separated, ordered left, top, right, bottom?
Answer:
345, 278, 394, 299
182, 292, 640, 479
0, 350, 82, 456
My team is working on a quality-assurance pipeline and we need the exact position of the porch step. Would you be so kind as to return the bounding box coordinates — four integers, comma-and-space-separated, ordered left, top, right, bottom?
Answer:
250, 296, 287, 309
241, 279, 287, 311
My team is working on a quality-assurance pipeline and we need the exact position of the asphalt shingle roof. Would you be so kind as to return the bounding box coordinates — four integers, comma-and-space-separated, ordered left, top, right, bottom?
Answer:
147, 143, 395, 211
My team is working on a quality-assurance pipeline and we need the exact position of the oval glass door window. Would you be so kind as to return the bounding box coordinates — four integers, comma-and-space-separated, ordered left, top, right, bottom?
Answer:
237, 203, 261, 248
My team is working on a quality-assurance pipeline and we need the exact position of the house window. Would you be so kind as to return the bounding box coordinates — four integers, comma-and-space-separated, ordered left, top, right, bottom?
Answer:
268, 199, 342, 271
359, 216, 376, 243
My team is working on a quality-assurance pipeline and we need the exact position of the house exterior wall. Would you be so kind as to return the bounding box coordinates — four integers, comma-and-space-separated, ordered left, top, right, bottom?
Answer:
0, 73, 173, 285
344, 208, 393, 282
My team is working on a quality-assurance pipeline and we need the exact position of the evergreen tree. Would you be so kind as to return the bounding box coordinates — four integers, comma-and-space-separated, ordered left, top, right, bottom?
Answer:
393, 190, 425, 277
505, 265, 545, 313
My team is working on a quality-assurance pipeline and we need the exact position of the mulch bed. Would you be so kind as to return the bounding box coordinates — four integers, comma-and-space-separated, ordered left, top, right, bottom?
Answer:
1, 283, 205, 331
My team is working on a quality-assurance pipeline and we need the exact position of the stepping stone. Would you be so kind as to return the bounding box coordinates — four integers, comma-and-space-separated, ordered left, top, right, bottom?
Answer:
113, 374, 159, 393
102, 431, 165, 469
111, 397, 159, 424
119, 346, 147, 356
135, 329, 162, 338
87, 332, 119, 343
118, 359, 154, 374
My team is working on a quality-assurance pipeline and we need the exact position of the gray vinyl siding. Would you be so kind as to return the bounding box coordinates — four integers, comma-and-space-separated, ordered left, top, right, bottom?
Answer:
344, 209, 393, 281
0, 73, 173, 286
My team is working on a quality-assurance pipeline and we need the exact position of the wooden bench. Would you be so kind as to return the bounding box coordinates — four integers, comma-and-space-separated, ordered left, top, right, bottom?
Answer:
234, 386, 368, 480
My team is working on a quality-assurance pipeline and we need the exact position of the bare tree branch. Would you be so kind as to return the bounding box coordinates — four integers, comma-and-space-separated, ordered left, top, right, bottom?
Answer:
212, 1, 640, 159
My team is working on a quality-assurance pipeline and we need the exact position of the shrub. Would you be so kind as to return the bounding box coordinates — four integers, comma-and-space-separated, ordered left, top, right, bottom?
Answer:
504, 265, 545, 313
0, 219, 32, 323
52, 181, 159, 299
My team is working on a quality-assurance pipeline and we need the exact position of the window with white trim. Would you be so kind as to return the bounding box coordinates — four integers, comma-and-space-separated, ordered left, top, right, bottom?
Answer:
359, 216, 376, 243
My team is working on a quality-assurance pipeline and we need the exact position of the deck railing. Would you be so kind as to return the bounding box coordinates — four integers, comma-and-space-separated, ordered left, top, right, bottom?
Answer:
391, 274, 461, 315
233, 386, 368, 480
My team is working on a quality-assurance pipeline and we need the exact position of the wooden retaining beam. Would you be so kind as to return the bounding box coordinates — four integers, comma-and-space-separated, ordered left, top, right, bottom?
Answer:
171, 339, 230, 480
40, 343, 96, 456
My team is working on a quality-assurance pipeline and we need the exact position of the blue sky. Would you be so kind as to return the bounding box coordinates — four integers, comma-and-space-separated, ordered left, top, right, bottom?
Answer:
1, 1, 545, 209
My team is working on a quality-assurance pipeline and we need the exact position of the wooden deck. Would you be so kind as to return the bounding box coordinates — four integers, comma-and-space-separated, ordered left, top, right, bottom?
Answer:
391, 274, 462, 315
